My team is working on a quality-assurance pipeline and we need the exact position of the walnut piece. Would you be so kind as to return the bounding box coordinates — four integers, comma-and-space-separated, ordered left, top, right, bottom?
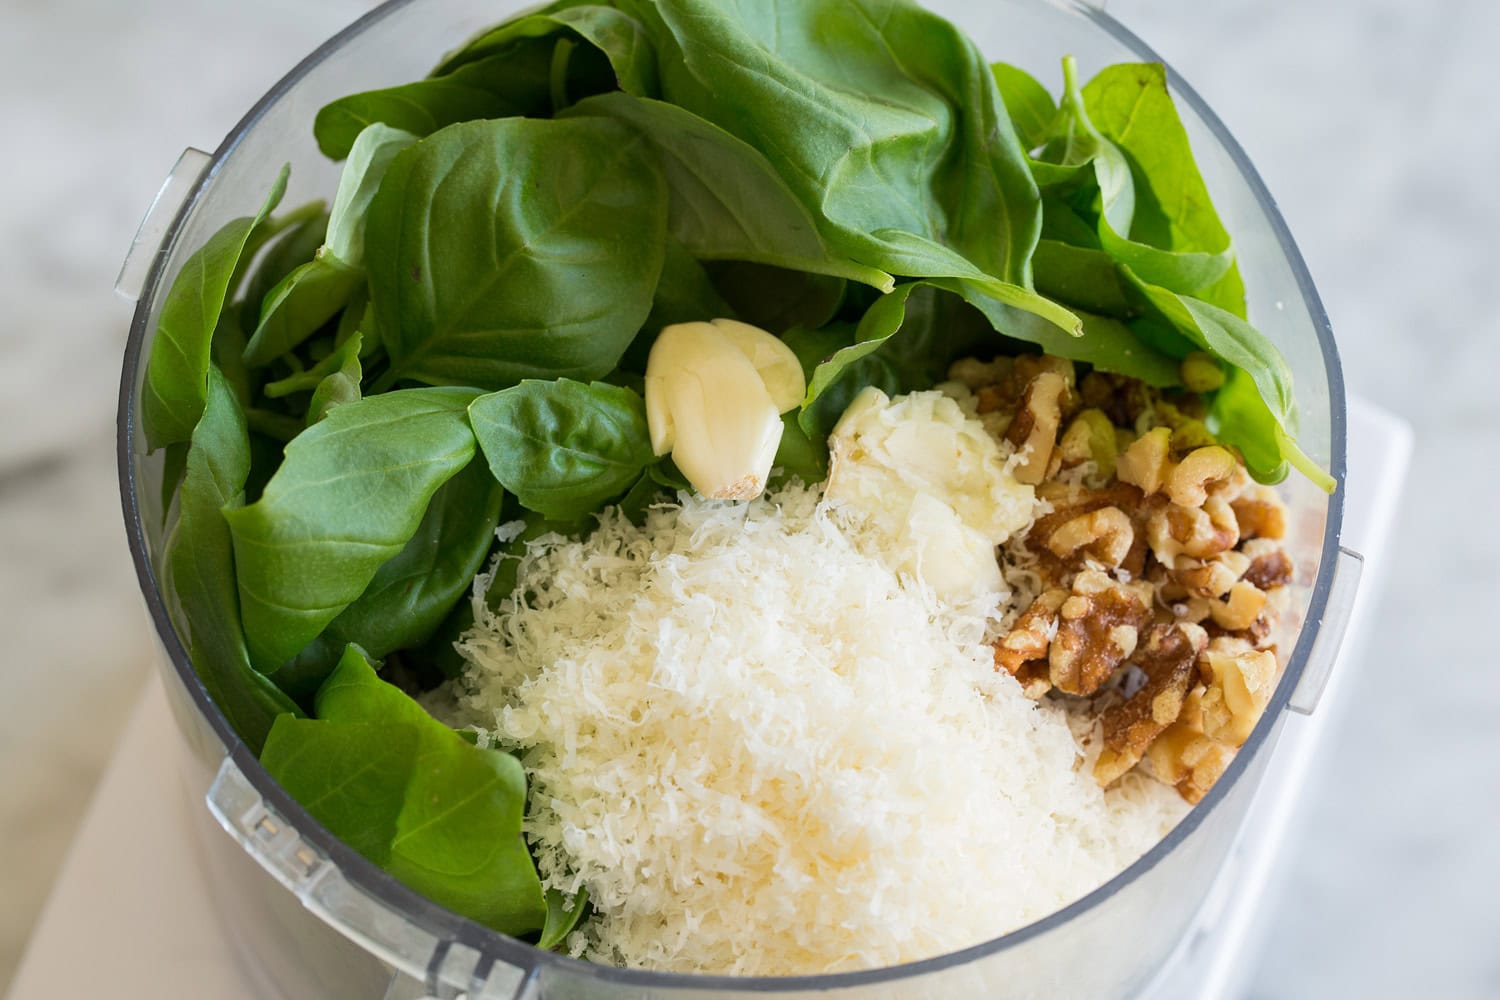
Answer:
1166, 446, 1238, 507
1117, 426, 1174, 495
1005, 372, 1068, 485
1171, 550, 1251, 599
1049, 571, 1152, 696
1241, 539, 1295, 590
1148, 721, 1235, 805
1045, 506, 1135, 568
1208, 580, 1268, 632
1230, 484, 1287, 540
1146, 496, 1239, 562
994, 589, 1067, 675
1094, 622, 1208, 786
1199, 638, 1276, 747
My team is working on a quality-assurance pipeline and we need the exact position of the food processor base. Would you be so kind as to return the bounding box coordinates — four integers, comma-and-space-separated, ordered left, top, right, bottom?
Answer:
11, 396, 1409, 1000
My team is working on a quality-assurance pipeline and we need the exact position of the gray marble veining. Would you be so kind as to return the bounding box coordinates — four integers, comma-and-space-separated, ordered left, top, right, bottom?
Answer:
1, 0, 1495, 996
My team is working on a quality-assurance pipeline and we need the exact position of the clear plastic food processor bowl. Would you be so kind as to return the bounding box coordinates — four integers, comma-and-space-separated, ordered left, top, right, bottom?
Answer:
115, 0, 1360, 996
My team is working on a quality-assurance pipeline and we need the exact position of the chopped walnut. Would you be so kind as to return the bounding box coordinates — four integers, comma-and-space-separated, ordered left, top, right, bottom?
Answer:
1199, 638, 1277, 747
1207, 580, 1268, 632
1166, 446, 1238, 508
1049, 571, 1152, 696
1148, 719, 1235, 804
1006, 372, 1068, 485
1030, 481, 1149, 582
1241, 539, 1294, 590
961, 354, 1299, 802
1117, 426, 1174, 496
1146, 496, 1239, 563
1230, 484, 1287, 540
994, 589, 1066, 675
1170, 550, 1251, 599
1094, 622, 1208, 786
1046, 506, 1135, 568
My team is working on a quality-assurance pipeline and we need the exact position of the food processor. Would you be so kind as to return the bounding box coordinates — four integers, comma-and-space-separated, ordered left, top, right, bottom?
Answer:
82, 0, 1381, 996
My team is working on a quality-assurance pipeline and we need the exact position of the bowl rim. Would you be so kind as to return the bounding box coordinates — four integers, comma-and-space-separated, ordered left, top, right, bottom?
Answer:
116, 0, 1348, 989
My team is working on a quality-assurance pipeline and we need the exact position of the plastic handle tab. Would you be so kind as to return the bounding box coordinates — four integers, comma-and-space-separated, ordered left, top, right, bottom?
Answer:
1287, 546, 1364, 716
207, 757, 531, 998
115, 147, 211, 302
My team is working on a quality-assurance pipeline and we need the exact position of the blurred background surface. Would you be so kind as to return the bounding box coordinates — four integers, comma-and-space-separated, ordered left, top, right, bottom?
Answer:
0, 0, 1493, 996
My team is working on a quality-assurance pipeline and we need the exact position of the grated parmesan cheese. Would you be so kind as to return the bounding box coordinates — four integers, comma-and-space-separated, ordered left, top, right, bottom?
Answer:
452, 482, 1187, 975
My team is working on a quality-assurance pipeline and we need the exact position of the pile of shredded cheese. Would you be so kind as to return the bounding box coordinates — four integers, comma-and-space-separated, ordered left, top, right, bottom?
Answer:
453, 483, 1187, 975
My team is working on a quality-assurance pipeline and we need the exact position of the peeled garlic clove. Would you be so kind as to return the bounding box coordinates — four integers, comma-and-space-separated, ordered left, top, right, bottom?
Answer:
645, 322, 786, 500
707, 318, 807, 413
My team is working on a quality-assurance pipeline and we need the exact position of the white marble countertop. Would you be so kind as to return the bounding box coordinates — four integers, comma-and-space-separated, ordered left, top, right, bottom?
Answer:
1, 0, 1494, 996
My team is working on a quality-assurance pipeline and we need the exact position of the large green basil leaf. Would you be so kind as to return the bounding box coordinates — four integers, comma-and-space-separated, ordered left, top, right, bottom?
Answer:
274, 456, 504, 698
261, 717, 418, 860
365, 117, 668, 392
163, 368, 302, 753
1082, 62, 1246, 317
141, 166, 287, 450
224, 387, 479, 670
431, 4, 658, 97
470, 379, 654, 519
263, 647, 547, 935
630, 0, 1041, 289
314, 43, 555, 160
560, 92, 891, 290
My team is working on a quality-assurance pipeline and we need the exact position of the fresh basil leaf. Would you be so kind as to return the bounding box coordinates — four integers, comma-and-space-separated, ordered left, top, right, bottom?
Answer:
261, 717, 418, 860
262, 330, 363, 401
634, 0, 1041, 288
1082, 62, 1247, 317
616, 470, 669, 526
431, 5, 658, 97
306, 331, 364, 424
313, 43, 555, 160
470, 379, 654, 520
705, 261, 844, 335
771, 411, 827, 486
284, 456, 505, 690
263, 647, 547, 935
560, 92, 891, 290
243, 254, 364, 368
1128, 279, 1331, 489
163, 368, 302, 753
365, 117, 668, 391
1032, 239, 1133, 318
141, 166, 288, 450
538, 888, 590, 950
311, 648, 547, 935
240, 206, 330, 334
801, 278, 1180, 435
991, 62, 1057, 151
325, 124, 419, 267
623, 235, 737, 373
224, 387, 480, 670
1037, 57, 1233, 298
